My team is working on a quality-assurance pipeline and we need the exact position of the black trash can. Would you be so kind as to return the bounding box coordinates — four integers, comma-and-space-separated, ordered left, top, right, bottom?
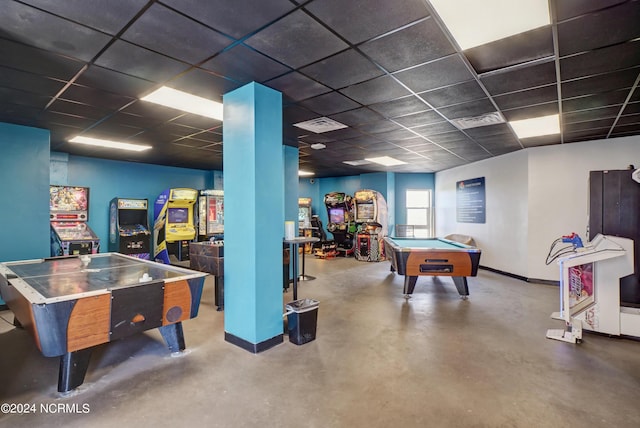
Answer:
286, 298, 319, 345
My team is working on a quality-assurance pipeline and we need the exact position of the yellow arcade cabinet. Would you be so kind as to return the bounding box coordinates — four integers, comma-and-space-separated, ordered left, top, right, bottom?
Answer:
153, 188, 198, 264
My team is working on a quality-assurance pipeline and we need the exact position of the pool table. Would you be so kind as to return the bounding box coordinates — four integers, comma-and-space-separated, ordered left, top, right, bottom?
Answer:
0, 253, 207, 393
383, 237, 481, 299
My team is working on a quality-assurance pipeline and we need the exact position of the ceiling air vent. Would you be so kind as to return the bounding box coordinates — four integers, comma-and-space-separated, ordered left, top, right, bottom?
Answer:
294, 117, 348, 134
451, 111, 505, 130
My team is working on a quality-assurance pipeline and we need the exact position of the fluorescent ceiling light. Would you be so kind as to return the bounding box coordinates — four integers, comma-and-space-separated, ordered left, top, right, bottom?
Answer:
141, 86, 223, 120
69, 136, 152, 152
294, 117, 348, 134
429, 0, 550, 50
509, 114, 560, 139
298, 170, 315, 176
343, 160, 372, 166
365, 156, 407, 166
310, 143, 326, 150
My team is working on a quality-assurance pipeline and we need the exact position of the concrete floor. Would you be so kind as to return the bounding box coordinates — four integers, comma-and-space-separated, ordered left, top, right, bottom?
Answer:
1, 256, 639, 427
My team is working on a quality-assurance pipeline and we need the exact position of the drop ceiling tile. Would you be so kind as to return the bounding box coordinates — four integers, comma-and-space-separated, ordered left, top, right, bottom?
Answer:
420, 81, 487, 108
245, 10, 348, 69
561, 68, 640, 98
560, 40, 640, 80
74, 65, 155, 98
94, 40, 190, 83
300, 91, 360, 116
565, 118, 615, 133
373, 128, 418, 143
201, 44, 290, 84
61, 85, 136, 110
162, 0, 296, 40
355, 120, 402, 135
558, 2, 640, 56
480, 60, 556, 95
300, 49, 384, 89
563, 106, 621, 124
329, 107, 384, 127
412, 121, 458, 137
465, 26, 553, 74
563, 90, 629, 112
369, 96, 430, 118
0, 38, 85, 80
121, 3, 232, 64
305, 0, 429, 45
284, 105, 318, 125
555, 0, 626, 20
618, 113, 640, 126
0, 66, 65, 97
394, 55, 474, 93
494, 85, 558, 111
265, 72, 331, 102
1, 1, 112, 62
47, 98, 113, 120
340, 75, 410, 105
393, 110, 443, 128
359, 18, 455, 73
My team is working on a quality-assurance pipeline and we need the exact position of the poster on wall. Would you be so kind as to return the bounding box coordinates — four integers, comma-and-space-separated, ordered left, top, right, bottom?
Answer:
456, 177, 486, 223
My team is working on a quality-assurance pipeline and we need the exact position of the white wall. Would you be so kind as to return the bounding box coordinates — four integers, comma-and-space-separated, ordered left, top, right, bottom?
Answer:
436, 149, 529, 277
436, 135, 640, 281
528, 136, 640, 280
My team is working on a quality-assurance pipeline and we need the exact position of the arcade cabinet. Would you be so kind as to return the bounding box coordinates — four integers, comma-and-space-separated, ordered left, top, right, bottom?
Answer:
153, 188, 198, 264
197, 189, 224, 240
547, 234, 638, 343
50, 185, 100, 256
108, 197, 151, 259
298, 197, 313, 253
353, 189, 388, 262
324, 192, 355, 256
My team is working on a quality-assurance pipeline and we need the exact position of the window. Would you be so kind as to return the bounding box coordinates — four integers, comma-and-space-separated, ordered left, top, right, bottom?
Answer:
406, 189, 433, 238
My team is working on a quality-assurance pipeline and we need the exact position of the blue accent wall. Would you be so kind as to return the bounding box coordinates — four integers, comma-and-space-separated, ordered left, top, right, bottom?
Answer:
0, 123, 50, 264
64, 155, 213, 248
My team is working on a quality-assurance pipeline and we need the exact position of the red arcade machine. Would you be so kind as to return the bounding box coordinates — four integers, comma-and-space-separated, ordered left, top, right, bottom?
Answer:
197, 189, 224, 240
324, 192, 355, 256
353, 189, 388, 262
50, 185, 100, 256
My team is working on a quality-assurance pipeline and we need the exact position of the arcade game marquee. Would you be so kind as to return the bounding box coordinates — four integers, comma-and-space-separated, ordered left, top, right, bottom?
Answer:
109, 197, 151, 259
154, 188, 198, 264
50, 185, 100, 256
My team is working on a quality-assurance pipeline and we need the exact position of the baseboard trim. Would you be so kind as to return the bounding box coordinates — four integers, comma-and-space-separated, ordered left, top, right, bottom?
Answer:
479, 266, 559, 286
224, 332, 283, 354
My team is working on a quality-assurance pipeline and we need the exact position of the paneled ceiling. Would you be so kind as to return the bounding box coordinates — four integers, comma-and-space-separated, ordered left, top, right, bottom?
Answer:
1, 0, 639, 177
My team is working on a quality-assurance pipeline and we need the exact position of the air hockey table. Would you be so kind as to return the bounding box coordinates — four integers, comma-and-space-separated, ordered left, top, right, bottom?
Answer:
383, 237, 481, 299
0, 253, 207, 393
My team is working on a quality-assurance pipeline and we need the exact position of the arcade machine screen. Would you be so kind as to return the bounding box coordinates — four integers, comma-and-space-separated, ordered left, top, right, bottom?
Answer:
329, 208, 345, 224
168, 207, 189, 224
356, 204, 375, 222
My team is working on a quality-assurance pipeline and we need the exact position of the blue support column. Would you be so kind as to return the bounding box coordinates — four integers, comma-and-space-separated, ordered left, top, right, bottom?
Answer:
223, 83, 284, 352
